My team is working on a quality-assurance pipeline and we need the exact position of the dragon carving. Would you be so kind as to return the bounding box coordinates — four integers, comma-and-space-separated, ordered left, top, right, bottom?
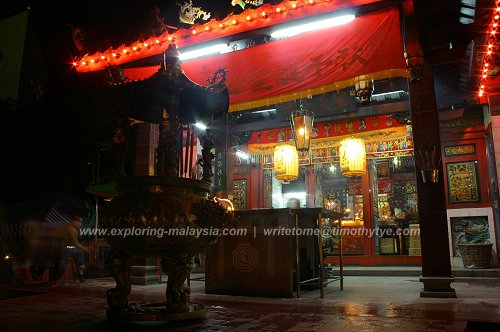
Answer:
177, 0, 211, 25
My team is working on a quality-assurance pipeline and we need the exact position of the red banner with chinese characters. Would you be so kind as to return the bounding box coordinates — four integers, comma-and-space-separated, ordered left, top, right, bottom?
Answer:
125, 6, 407, 112
249, 114, 403, 145
249, 114, 414, 167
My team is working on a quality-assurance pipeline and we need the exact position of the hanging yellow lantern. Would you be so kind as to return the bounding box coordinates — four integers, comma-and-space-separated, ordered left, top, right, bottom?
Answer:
274, 145, 299, 181
339, 137, 366, 177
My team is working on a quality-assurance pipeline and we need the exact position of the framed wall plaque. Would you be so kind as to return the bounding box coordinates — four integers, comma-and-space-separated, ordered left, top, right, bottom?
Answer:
233, 179, 247, 210
446, 161, 480, 203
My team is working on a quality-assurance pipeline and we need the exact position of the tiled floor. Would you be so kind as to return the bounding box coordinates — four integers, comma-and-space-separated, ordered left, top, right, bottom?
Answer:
1, 274, 499, 331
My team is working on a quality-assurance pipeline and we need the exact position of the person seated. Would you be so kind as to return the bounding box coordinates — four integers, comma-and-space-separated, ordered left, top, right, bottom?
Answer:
63, 216, 89, 282
26, 216, 89, 283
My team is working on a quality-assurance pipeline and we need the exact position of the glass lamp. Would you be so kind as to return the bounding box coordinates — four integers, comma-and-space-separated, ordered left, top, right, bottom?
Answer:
290, 104, 314, 151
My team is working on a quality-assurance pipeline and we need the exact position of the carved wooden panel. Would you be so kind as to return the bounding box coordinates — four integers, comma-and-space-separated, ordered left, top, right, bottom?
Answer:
233, 179, 247, 210
446, 161, 480, 203
444, 144, 476, 157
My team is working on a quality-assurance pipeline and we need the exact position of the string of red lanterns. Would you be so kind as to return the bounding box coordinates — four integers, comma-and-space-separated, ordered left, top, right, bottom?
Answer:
478, 0, 500, 99
72, 0, 374, 72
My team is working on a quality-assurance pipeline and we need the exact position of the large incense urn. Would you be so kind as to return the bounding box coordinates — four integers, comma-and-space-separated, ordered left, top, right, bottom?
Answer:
98, 44, 232, 324
102, 176, 234, 322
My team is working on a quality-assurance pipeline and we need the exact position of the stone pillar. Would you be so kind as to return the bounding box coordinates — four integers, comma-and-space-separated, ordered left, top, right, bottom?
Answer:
408, 60, 456, 298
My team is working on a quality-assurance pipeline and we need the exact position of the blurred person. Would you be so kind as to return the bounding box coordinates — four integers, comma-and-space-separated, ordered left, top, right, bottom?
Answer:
64, 216, 89, 282
27, 215, 89, 283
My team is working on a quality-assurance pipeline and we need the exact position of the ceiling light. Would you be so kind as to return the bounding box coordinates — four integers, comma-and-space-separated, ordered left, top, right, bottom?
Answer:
179, 43, 230, 61
195, 122, 207, 130
235, 150, 249, 160
371, 90, 407, 98
271, 14, 355, 39
252, 108, 277, 114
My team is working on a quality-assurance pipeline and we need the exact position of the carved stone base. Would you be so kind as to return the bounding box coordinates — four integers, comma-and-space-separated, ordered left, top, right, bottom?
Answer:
106, 301, 206, 326
419, 276, 457, 298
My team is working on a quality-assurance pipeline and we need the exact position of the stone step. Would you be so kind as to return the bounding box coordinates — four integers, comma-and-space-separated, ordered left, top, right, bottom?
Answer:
130, 265, 160, 276
334, 266, 500, 278
130, 275, 161, 285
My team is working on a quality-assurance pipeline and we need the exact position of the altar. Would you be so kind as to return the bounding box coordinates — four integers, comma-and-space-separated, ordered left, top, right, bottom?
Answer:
205, 208, 343, 298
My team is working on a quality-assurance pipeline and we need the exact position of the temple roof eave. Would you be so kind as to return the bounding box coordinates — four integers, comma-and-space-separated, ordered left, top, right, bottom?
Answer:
73, 0, 384, 73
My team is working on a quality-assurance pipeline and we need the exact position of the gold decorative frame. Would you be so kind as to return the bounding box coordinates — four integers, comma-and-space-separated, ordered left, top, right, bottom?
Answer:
444, 144, 476, 157
446, 161, 480, 203
233, 179, 248, 210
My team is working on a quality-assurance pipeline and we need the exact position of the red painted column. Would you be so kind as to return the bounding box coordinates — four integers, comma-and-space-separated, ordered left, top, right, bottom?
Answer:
135, 123, 159, 176
406, 35, 456, 297
248, 163, 263, 209
306, 165, 316, 207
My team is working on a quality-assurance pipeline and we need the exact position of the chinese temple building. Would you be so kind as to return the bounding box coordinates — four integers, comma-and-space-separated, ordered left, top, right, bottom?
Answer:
73, 0, 500, 298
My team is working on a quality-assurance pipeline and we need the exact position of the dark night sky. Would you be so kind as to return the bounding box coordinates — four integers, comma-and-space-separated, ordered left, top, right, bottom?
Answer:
0, 1, 276, 216
0, 1, 290, 217
1, 1, 282, 58
1, 1, 283, 90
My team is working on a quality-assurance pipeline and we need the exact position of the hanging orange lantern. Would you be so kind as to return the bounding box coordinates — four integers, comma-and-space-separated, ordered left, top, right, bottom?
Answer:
274, 145, 299, 181
354, 76, 374, 104
404, 51, 424, 83
339, 137, 366, 177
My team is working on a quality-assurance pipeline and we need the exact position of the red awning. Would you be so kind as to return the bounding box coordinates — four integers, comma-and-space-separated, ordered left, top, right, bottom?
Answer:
125, 6, 407, 112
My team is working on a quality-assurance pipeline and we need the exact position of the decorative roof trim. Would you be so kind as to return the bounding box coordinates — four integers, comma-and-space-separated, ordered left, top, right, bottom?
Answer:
74, 0, 381, 73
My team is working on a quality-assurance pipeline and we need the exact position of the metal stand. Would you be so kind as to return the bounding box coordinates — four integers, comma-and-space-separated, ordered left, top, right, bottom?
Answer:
293, 208, 343, 298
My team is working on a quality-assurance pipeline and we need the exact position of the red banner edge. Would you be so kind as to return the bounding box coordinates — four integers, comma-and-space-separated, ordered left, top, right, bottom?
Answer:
228, 68, 408, 112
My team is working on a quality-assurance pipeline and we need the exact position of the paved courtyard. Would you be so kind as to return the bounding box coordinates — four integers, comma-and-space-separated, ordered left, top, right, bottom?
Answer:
1, 274, 500, 331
